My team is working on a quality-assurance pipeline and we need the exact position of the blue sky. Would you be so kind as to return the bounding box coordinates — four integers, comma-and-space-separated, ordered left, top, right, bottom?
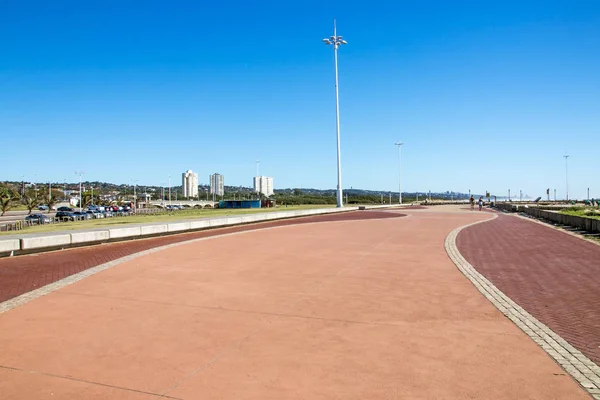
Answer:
1, 1, 599, 199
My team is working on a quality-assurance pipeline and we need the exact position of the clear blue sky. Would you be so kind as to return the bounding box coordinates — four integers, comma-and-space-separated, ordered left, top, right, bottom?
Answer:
2, 1, 599, 199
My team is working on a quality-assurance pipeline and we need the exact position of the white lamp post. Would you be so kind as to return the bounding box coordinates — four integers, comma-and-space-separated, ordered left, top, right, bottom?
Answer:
564, 154, 569, 201
133, 180, 138, 210
74, 171, 85, 211
322, 20, 347, 208
395, 142, 403, 204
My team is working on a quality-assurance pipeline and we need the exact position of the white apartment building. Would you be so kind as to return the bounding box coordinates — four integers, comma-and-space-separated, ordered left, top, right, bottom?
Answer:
210, 173, 224, 196
253, 176, 274, 197
182, 170, 199, 198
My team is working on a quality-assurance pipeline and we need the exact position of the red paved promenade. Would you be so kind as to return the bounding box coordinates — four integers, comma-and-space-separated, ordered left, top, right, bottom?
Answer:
457, 213, 600, 365
0, 211, 400, 303
0, 207, 592, 399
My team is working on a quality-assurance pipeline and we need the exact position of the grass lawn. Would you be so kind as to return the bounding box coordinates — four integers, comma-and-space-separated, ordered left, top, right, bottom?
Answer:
9, 205, 29, 211
561, 207, 600, 220
1, 205, 338, 236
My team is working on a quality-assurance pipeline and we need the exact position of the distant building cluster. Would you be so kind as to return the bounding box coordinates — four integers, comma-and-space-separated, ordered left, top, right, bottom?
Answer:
175, 167, 274, 201
210, 173, 224, 196
182, 170, 198, 198
253, 176, 274, 197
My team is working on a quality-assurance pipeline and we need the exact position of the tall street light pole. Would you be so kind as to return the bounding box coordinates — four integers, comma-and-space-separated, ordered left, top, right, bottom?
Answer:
168, 175, 171, 206
323, 20, 347, 208
74, 171, 84, 211
395, 142, 403, 204
133, 180, 138, 211
564, 155, 569, 201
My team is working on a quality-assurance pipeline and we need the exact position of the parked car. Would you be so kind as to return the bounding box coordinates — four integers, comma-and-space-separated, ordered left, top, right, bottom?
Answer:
103, 210, 114, 218
73, 211, 92, 220
55, 211, 77, 221
57, 206, 74, 212
86, 210, 104, 219
37, 205, 49, 211
25, 214, 52, 224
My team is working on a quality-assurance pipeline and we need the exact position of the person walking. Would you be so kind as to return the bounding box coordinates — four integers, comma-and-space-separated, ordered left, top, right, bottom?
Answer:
469, 195, 475, 211
478, 196, 484, 211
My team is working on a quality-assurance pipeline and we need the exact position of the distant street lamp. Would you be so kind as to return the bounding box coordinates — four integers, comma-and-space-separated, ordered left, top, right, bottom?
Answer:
132, 180, 138, 210
323, 20, 347, 208
395, 142, 403, 204
168, 176, 172, 206
564, 154, 570, 201
74, 171, 85, 211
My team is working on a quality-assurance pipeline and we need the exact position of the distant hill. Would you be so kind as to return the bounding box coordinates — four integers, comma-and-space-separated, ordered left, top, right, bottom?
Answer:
1, 180, 474, 200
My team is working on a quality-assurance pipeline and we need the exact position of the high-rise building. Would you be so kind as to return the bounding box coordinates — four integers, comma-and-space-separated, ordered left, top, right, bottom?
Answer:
210, 173, 224, 197
253, 176, 274, 197
182, 170, 199, 198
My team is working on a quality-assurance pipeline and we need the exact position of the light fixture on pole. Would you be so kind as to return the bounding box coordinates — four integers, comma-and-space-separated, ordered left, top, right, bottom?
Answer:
74, 171, 85, 211
395, 142, 403, 204
322, 20, 347, 208
564, 154, 569, 201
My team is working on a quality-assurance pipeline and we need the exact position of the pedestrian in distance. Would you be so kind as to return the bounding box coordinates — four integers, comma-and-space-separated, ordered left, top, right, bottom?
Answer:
478, 196, 483, 211
470, 195, 475, 211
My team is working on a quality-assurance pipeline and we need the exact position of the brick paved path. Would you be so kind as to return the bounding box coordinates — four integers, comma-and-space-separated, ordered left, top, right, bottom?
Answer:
0, 207, 589, 399
0, 211, 402, 304
457, 213, 600, 365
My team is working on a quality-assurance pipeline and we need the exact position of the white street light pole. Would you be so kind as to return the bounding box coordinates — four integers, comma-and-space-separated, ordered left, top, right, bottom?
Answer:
323, 20, 347, 208
395, 142, 403, 204
133, 180, 138, 210
564, 155, 569, 201
168, 175, 171, 206
74, 171, 84, 211
90, 186, 94, 205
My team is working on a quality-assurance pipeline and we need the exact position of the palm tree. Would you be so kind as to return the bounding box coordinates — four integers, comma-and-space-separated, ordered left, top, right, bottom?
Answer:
21, 190, 39, 215
76, 192, 93, 209
0, 188, 17, 216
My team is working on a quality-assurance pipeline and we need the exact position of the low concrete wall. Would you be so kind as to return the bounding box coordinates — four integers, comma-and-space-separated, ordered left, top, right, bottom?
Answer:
0, 205, 404, 256
21, 234, 71, 250
167, 222, 191, 233
189, 220, 210, 230
0, 238, 20, 254
71, 230, 110, 244
108, 226, 142, 239
141, 224, 168, 235
513, 206, 600, 234
225, 216, 243, 226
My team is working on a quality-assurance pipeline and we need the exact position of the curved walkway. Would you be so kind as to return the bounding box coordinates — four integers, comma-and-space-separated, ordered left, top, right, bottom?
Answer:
0, 208, 591, 399
0, 211, 402, 304
457, 213, 600, 365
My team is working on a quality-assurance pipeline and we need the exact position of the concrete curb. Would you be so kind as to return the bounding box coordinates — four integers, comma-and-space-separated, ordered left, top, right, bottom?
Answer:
445, 215, 600, 399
